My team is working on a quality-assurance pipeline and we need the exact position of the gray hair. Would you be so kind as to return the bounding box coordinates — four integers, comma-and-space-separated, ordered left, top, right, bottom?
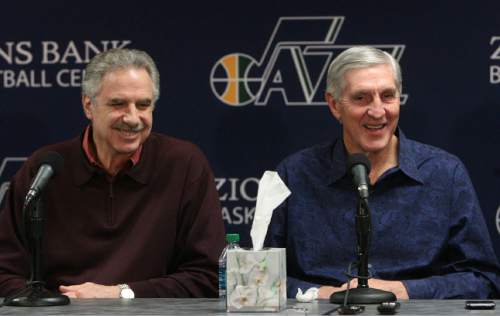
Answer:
82, 48, 160, 103
326, 46, 402, 101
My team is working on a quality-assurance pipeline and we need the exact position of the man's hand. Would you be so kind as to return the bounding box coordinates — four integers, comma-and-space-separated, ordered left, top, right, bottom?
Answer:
346, 279, 409, 299
318, 279, 409, 300
318, 285, 348, 299
59, 282, 120, 298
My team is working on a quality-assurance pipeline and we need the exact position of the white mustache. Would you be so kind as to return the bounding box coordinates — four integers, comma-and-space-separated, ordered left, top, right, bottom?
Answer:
112, 122, 147, 132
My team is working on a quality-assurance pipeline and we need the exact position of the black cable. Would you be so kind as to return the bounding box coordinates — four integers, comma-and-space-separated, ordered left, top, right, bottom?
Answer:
342, 261, 373, 305
331, 261, 373, 314
1, 281, 46, 306
322, 306, 340, 315
2, 286, 32, 306
343, 263, 354, 307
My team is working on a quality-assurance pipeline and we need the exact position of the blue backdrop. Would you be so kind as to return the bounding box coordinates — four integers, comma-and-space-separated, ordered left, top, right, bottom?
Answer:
1, 1, 499, 259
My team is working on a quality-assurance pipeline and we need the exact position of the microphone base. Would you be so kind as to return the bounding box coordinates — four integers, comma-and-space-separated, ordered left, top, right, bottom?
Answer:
330, 287, 396, 305
3, 283, 70, 307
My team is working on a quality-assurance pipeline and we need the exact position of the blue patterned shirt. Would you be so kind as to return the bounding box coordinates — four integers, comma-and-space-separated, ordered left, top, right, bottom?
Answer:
266, 130, 500, 299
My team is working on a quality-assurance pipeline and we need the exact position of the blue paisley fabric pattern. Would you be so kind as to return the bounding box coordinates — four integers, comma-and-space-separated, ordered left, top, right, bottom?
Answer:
266, 129, 500, 299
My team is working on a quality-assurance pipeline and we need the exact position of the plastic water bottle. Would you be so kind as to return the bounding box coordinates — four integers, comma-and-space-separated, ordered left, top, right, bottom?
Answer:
219, 233, 240, 299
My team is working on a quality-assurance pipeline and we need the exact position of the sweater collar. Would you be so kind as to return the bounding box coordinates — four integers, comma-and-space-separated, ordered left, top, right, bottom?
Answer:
74, 129, 152, 186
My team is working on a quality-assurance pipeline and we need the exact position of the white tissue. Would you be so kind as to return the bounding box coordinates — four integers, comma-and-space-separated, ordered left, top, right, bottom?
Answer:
295, 288, 319, 302
250, 171, 291, 251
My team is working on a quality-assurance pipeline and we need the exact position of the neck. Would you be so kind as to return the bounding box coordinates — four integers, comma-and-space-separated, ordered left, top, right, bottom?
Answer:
366, 135, 399, 184
90, 138, 131, 177
96, 150, 130, 176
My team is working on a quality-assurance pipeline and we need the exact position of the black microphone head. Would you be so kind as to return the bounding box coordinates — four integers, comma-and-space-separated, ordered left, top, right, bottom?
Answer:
38, 151, 64, 176
347, 153, 371, 173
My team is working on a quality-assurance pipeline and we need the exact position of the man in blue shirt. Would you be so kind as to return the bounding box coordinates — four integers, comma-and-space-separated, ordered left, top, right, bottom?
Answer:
266, 46, 500, 299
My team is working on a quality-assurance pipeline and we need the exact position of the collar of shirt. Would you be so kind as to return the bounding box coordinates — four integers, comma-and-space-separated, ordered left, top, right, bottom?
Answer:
81, 125, 142, 177
327, 127, 424, 185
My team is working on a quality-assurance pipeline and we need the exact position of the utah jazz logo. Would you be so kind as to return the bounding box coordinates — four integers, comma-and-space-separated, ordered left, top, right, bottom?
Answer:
0, 157, 26, 206
210, 16, 406, 107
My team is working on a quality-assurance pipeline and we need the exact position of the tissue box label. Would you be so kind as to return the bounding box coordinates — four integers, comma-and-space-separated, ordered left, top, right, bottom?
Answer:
226, 248, 286, 312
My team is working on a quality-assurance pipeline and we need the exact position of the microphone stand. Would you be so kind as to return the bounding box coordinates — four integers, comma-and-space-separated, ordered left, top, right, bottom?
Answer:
3, 198, 70, 307
330, 198, 396, 304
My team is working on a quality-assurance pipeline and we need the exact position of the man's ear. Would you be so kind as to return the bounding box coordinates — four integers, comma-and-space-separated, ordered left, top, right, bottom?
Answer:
325, 92, 342, 123
82, 95, 93, 120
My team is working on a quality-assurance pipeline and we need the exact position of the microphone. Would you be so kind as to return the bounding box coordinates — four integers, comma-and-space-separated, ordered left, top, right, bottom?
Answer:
24, 151, 64, 207
4, 150, 70, 307
347, 153, 371, 199
330, 153, 396, 305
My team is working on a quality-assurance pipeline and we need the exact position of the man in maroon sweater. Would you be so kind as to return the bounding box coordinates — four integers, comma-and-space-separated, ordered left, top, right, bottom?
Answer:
0, 49, 225, 298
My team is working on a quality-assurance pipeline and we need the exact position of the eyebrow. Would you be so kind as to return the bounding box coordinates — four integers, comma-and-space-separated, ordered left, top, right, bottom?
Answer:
107, 98, 153, 103
381, 88, 398, 94
136, 98, 153, 105
108, 98, 125, 104
350, 87, 398, 95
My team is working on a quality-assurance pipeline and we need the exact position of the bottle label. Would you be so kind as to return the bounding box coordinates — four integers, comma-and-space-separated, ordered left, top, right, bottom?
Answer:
219, 264, 226, 297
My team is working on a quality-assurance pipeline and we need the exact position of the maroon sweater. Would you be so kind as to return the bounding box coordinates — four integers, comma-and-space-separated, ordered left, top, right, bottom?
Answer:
0, 132, 225, 297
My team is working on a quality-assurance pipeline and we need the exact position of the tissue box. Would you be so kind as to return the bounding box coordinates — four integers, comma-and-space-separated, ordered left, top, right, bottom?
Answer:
226, 248, 286, 312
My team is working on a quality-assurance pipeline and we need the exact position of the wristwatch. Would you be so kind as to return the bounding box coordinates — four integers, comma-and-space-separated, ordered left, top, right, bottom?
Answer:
118, 284, 135, 299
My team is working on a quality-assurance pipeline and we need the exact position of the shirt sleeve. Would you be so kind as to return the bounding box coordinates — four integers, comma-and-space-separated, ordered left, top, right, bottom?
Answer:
265, 162, 320, 297
403, 160, 500, 299
127, 149, 225, 298
287, 276, 321, 298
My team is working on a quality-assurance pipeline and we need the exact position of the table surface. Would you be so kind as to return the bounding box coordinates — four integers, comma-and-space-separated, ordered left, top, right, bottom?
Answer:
0, 298, 498, 315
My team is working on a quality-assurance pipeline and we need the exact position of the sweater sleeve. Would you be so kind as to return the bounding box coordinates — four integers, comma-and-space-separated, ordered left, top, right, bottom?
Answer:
127, 149, 225, 298
0, 160, 33, 297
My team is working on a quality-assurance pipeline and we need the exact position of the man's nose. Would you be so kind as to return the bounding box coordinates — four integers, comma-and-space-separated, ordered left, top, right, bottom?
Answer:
366, 95, 386, 118
122, 104, 140, 125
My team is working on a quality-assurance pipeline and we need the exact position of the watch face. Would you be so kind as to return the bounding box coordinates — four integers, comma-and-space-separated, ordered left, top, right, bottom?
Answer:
120, 288, 135, 299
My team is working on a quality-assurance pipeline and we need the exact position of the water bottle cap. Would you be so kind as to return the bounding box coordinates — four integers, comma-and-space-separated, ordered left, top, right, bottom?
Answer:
226, 233, 240, 243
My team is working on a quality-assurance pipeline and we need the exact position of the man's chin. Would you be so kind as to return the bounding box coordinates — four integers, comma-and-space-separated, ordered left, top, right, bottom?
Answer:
360, 141, 392, 155
113, 138, 146, 154
114, 145, 140, 156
